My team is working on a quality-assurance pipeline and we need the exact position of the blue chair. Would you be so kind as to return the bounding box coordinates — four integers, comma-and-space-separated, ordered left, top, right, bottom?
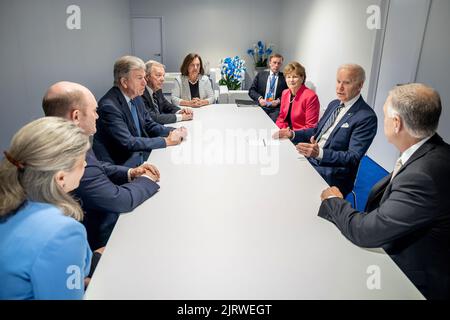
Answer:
346, 156, 389, 210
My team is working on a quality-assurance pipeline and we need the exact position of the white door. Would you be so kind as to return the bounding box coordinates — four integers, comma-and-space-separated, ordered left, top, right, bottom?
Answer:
131, 17, 163, 63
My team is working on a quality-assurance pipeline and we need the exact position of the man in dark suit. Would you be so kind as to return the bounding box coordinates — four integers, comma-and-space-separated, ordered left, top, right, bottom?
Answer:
93, 55, 187, 167
142, 60, 193, 125
248, 53, 288, 122
274, 64, 377, 196
318, 83, 450, 300
43, 81, 161, 250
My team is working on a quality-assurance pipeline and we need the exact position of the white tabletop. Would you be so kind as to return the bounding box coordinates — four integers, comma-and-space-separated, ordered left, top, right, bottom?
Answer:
85, 104, 424, 300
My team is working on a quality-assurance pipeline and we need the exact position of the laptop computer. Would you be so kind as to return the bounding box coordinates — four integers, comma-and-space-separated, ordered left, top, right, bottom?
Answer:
235, 99, 259, 107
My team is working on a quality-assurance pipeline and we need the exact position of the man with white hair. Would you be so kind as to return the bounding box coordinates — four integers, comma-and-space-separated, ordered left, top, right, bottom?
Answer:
318, 83, 450, 300
93, 55, 187, 167
274, 64, 378, 196
142, 60, 193, 124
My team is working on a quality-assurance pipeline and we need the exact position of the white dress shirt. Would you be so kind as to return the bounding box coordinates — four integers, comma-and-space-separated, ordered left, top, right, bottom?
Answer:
316, 94, 361, 161
264, 71, 280, 101
397, 135, 432, 169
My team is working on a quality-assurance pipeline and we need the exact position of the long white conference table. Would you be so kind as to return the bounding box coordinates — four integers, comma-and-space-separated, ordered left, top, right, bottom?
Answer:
85, 104, 423, 300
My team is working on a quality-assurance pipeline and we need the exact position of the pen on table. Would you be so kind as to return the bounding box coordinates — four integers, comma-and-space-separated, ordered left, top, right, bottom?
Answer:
262, 138, 266, 147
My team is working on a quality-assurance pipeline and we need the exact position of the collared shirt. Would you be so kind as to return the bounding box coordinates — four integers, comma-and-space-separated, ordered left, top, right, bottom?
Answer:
398, 135, 432, 167
316, 94, 361, 161
264, 71, 279, 101
120, 90, 133, 108
146, 86, 182, 122
119, 90, 153, 181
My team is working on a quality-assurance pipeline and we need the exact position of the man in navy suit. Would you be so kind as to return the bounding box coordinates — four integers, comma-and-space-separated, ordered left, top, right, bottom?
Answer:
319, 84, 449, 299
248, 53, 288, 122
43, 81, 161, 250
142, 60, 194, 125
274, 64, 377, 196
93, 55, 187, 167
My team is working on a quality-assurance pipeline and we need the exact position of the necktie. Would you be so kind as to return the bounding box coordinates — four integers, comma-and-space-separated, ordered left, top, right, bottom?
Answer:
129, 99, 141, 137
390, 158, 403, 181
152, 92, 160, 112
266, 74, 277, 101
316, 103, 345, 142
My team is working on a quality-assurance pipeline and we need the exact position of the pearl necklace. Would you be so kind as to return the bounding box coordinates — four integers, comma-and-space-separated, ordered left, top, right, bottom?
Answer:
188, 77, 199, 85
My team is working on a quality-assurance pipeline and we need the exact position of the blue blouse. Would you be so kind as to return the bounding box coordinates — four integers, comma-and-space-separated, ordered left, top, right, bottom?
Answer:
0, 201, 92, 300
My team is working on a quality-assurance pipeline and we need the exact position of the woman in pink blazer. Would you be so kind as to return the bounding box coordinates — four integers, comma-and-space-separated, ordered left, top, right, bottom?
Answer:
276, 62, 320, 131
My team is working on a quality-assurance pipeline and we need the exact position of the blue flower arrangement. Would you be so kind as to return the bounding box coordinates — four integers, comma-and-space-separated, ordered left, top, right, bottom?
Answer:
247, 41, 274, 68
219, 56, 246, 90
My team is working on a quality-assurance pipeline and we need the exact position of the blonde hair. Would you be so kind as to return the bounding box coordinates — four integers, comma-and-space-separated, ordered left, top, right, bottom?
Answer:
284, 61, 306, 85
0, 117, 90, 221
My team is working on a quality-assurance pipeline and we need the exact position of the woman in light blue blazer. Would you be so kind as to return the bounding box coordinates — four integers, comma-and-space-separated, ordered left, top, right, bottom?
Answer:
172, 53, 215, 107
0, 117, 92, 300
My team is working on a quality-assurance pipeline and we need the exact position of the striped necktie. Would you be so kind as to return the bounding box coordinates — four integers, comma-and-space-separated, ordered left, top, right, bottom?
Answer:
152, 92, 160, 112
316, 103, 345, 142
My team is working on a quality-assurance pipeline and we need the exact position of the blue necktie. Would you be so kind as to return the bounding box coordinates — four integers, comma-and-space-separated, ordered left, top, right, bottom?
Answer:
316, 103, 345, 142
129, 99, 141, 137
266, 74, 277, 100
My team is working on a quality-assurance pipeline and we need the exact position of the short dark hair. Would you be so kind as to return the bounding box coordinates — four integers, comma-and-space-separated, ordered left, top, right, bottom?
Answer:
180, 53, 205, 76
42, 90, 85, 117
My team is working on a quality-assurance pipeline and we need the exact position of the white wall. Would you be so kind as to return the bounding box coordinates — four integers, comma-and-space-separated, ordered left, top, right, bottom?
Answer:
280, 0, 382, 113
367, 0, 431, 170
416, 0, 450, 142
2, 0, 448, 169
130, 0, 282, 82
0, 0, 132, 151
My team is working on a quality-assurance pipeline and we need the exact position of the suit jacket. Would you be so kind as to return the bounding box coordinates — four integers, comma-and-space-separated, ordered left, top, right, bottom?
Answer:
75, 149, 160, 250
248, 70, 288, 103
276, 85, 320, 131
292, 96, 377, 196
0, 201, 91, 300
171, 75, 215, 106
93, 86, 173, 167
318, 134, 450, 300
142, 87, 180, 124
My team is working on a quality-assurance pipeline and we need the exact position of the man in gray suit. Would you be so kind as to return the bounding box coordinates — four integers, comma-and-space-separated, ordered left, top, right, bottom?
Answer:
318, 83, 450, 300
